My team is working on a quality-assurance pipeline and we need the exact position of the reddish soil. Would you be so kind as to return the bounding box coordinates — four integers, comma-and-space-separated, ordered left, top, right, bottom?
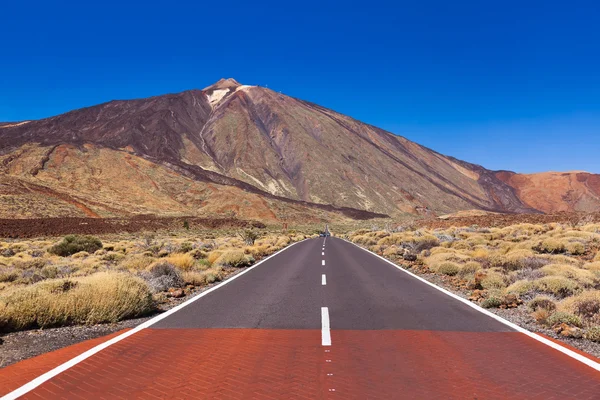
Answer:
0, 216, 265, 238
418, 212, 600, 230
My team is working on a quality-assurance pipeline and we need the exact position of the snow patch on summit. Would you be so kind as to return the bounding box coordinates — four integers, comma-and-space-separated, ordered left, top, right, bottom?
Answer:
207, 89, 230, 107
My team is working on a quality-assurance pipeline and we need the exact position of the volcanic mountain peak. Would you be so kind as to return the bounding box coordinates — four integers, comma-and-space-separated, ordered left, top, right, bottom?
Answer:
203, 78, 242, 91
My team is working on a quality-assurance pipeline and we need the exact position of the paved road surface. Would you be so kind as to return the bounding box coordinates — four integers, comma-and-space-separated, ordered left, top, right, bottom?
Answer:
3, 238, 600, 399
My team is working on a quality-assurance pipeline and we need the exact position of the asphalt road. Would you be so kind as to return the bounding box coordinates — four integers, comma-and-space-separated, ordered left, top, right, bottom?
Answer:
3, 237, 600, 399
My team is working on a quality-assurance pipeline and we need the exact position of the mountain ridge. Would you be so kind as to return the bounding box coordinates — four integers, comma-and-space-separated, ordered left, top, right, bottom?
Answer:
1, 78, 598, 219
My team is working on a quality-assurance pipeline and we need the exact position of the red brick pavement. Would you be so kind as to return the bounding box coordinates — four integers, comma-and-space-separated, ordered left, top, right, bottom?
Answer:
2, 329, 600, 399
329, 330, 600, 399
0, 329, 130, 397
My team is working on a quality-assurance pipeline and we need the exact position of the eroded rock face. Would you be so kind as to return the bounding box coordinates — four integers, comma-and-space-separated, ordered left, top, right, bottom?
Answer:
496, 171, 600, 213
0, 78, 594, 219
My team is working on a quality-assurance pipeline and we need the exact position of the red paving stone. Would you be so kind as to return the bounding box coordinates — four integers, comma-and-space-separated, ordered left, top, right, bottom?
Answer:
329, 330, 600, 399
3, 328, 600, 399
0, 329, 130, 397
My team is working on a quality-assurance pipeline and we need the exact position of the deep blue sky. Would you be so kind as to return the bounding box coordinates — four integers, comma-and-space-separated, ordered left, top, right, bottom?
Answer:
1, 0, 599, 173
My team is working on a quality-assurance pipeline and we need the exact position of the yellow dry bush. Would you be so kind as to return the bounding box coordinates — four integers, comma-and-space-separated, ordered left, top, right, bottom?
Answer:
461, 261, 481, 274
540, 264, 596, 286
506, 280, 536, 295
275, 236, 291, 247
470, 247, 490, 259
122, 255, 156, 271
245, 245, 271, 258
376, 233, 408, 246
434, 262, 461, 276
164, 253, 196, 271
538, 238, 567, 254
383, 246, 401, 257
558, 290, 600, 321
594, 251, 600, 262
583, 262, 600, 273
488, 249, 535, 271
0, 272, 154, 332
182, 268, 223, 286
582, 224, 600, 233
481, 272, 506, 289
426, 251, 470, 270
565, 241, 586, 255
353, 235, 378, 246
214, 249, 253, 268
541, 254, 580, 265
71, 251, 89, 259
536, 276, 581, 297
207, 250, 224, 266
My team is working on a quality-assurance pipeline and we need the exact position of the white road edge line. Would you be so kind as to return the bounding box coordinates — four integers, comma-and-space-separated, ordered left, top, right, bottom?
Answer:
343, 238, 600, 372
322, 274, 327, 285
2, 239, 310, 400
321, 307, 331, 346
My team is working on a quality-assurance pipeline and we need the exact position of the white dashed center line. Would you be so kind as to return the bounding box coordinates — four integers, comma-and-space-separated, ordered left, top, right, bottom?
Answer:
321, 307, 331, 346
322, 260, 325, 266
322, 274, 327, 285
322, 252, 325, 256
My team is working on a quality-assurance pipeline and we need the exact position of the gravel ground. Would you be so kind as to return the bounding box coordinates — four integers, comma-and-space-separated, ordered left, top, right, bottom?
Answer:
0, 266, 248, 368
407, 266, 600, 359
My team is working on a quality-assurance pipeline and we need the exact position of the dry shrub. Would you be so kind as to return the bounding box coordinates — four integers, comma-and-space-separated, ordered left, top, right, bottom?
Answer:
566, 241, 586, 255
0, 267, 19, 283
532, 308, 551, 324
481, 272, 506, 289
537, 276, 581, 298
383, 246, 401, 257
540, 264, 595, 286
471, 247, 489, 259
583, 262, 600, 273
182, 268, 223, 286
585, 327, 600, 342
215, 250, 254, 268
506, 276, 580, 298
594, 252, 600, 262
146, 262, 184, 292
461, 261, 481, 274
489, 249, 535, 271
558, 290, 600, 322
123, 255, 156, 271
0, 272, 154, 332
536, 238, 567, 254
435, 262, 461, 276
245, 245, 271, 258
207, 251, 224, 265
528, 296, 557, 312
164, 253, 196, 271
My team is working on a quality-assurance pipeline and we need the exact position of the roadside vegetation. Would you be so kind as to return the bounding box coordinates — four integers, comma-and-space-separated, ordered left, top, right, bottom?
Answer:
347, 221, 600, 343
0, 228, 316, 333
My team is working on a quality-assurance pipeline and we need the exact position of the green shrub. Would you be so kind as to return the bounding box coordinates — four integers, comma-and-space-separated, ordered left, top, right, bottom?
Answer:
546, 312, 583, 328
481, 296, 503, 309
48, 235, 103, 257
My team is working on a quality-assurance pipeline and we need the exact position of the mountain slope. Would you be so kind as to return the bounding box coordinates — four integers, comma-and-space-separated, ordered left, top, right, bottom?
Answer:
0, 78, 595, 218
496, 171, 600, 213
